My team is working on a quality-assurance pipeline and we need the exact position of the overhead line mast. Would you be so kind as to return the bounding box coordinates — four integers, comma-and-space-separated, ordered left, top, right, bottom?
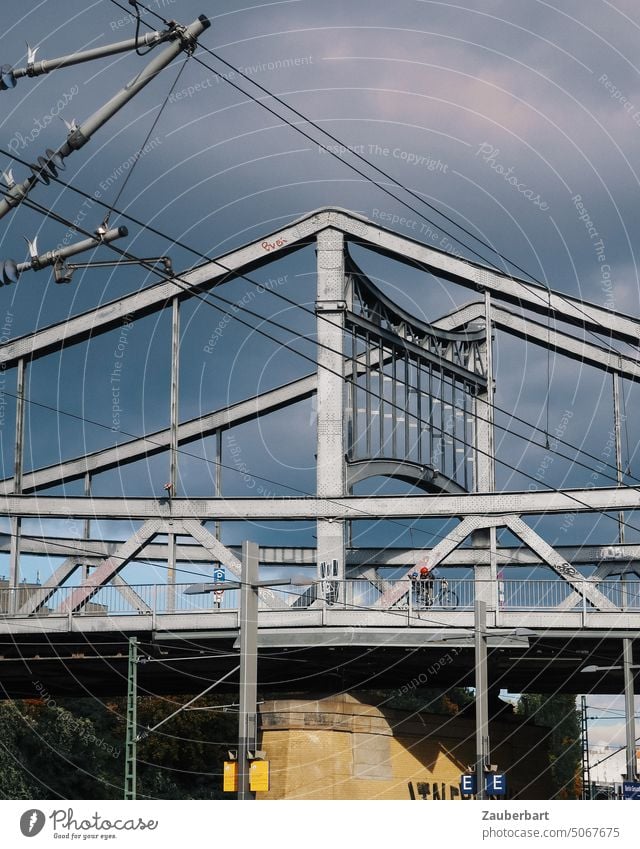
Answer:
0, 14, 210, 221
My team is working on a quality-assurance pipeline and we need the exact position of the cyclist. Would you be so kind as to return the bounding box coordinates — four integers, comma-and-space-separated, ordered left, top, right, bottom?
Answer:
417, 562, 435, 607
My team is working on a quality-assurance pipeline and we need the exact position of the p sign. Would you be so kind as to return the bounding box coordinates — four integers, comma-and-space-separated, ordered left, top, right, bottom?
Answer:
213, 567, 225, 583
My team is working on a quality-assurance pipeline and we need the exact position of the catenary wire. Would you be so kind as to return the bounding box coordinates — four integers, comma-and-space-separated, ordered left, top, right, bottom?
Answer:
4, 186, 640, 557
0, 149, 634, 493
125, 0, 639, 365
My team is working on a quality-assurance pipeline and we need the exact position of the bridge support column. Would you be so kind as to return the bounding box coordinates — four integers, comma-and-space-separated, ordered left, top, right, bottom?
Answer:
316, 228, 346, 590
473, 293, 496, 611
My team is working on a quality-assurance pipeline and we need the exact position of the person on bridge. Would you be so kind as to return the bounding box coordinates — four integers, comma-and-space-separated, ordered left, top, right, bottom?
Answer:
417, 563, 435, 607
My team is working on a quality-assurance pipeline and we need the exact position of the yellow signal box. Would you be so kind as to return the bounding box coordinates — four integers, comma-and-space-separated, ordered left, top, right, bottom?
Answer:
223, 760, 238, 792
249, 760, 270, 792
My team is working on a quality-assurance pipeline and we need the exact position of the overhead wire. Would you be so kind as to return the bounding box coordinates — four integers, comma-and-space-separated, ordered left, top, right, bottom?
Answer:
0, 146, 634, 493
8, 187, 640, 556
124, 0, 640, 365
0, 12, 634, 484
0, 7, 637, 577
4, 186, 640, 559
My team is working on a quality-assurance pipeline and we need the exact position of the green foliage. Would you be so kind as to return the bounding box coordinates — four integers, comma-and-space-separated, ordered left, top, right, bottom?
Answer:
0, 693, 236, 800
516, 693, 581, 799
366, 686, 475, 714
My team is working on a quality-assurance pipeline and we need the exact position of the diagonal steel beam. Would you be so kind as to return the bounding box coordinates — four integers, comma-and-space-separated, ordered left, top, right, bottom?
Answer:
434, 302, 640, 380
3, 338, 386, 497
17, 557, 81, 614
180, 519, 283, 609
0, 373, 317, 495
55, 519, 162, 613
0, 214, 325, 370
335, 212, 640, 343
2, 207, 636, 374
553, 562, 616, 611
111, 574, 152, 614
504, 516, 617, 611
376, 515, 500, 608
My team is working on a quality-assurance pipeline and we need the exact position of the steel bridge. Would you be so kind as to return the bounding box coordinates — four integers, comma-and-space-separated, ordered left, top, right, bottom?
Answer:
1, 207, 639, 697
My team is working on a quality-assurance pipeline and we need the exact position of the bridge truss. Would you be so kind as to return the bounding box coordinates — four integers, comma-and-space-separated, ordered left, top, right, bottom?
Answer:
1, 206, 639, 653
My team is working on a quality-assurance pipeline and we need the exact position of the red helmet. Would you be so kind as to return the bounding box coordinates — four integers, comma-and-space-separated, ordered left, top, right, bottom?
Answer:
420, 565, 429, 575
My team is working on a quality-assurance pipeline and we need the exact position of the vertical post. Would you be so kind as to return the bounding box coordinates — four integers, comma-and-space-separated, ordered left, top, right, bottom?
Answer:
623, 638, 636, 781
215, 428, 222, 540
581, 695, 592, 800
316, 228, 346, 593
472, 293, 495, 609
238, 540, 259, 800
475, 599, 489, 801
124, 636, 138, 800
9, 358, 25, 613
613, 374, 627, 609
170, 297, 180, 497
613, 373, 625, 544
168, 297, 180, 612
83, 472, 91, 582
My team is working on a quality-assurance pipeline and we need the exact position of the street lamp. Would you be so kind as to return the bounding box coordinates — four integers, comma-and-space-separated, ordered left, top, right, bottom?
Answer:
185, 543, 313, 800
439, 608, 536, 800
581, 638, 638, 783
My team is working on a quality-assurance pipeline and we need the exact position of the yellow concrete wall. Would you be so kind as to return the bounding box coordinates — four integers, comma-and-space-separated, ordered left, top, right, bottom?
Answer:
257, 694, 550, 800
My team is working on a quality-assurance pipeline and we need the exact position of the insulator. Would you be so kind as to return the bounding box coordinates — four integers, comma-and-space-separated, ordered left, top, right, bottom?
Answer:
0, 64, 16, 90
1, 260, 19, 285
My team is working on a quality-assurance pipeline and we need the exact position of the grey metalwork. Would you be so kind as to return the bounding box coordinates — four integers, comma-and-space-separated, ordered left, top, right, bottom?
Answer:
0, 205, 639, 651
238, 541, 259, 800
0, 17, 210, 220
623, 639, 637, 781
9, 31, 167, 84
475, 600, 489, 801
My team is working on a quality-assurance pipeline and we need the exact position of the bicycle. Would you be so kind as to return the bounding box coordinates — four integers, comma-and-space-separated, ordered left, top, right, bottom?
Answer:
411, 575, 458, 610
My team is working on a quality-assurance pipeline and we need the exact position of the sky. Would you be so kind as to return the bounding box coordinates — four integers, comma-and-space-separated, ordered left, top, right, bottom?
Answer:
0, 0, 640, 759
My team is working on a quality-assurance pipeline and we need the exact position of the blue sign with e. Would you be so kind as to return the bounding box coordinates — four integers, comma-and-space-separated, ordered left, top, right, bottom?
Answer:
486, 774, 507, 796
460, 774, 476, 795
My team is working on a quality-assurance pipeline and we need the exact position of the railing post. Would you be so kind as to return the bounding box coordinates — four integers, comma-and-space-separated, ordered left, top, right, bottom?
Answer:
408, 578, 413, 626
582, 579, 587, 626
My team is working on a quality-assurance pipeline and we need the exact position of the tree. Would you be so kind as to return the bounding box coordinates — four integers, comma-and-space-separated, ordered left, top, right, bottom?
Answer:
516, 693, 581, 799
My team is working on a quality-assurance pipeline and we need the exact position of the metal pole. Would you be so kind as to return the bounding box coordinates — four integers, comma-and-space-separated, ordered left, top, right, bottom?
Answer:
9, 357, 24, 613
124, 636, 138, 800
170, 297, 180, 497
613, 373, 626, 544
613, 374, 628, 610
623, 638, 637, 781
581, 695, 592, 800
475, 599, 489, 800
83, 472, 91, 583
0, 17, 210, 220
215, 428, 222, 540
12, 31, 166, 80
238, 541, 259, 800
167, 298, 179, 612
15, 228, 128, 274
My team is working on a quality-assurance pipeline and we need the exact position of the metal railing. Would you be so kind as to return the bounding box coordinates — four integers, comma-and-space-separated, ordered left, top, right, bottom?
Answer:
1, 575, 639, 618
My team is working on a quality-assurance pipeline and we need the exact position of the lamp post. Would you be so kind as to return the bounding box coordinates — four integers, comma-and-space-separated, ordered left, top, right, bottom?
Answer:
185, 542, 304, 799
440, 610, 535, 800
582, 639, 638, 783
474, 600, 490, 801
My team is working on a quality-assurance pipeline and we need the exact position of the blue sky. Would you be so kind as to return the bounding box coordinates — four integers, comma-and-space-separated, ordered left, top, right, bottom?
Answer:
0, 1, 639, 577
0, 0, 639, 777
